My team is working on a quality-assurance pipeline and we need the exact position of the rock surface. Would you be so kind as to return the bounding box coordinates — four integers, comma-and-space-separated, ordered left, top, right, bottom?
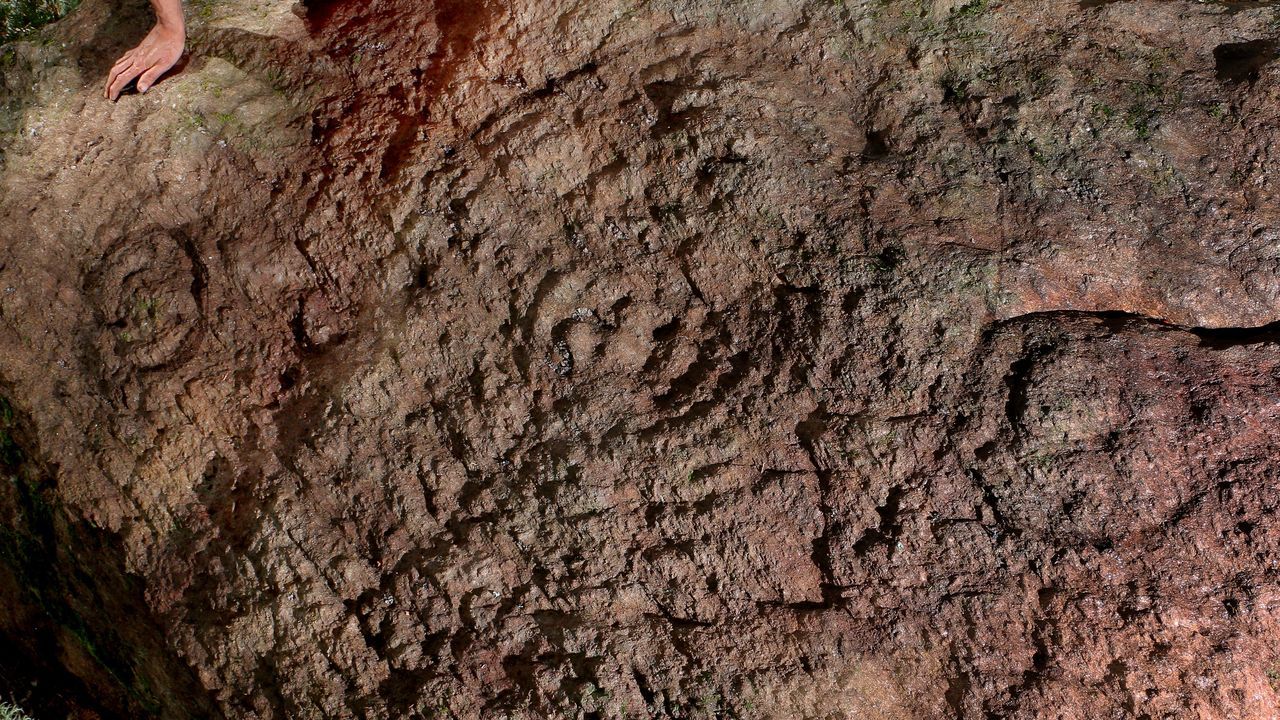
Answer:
1, 0, 1280, 717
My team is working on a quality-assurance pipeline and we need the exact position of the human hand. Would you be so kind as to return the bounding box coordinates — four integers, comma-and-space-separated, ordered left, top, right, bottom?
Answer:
104, 22, 185, 101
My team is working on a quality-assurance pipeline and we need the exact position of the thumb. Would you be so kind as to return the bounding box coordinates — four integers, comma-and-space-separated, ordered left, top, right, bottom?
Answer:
137, 66, 164, 93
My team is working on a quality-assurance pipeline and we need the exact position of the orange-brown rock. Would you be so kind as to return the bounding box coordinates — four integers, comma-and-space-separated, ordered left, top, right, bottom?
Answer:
1, 0, 1279, 717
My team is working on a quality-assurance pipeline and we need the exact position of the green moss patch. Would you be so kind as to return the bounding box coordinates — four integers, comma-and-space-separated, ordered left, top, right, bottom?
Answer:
0, 0, 79, 46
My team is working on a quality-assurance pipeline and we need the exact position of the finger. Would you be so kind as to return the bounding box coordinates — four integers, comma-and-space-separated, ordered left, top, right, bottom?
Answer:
105, 48, 144, 98
111, 51, 136, 70
137, 64, 166, 93
104, 61, 124, 98
109, 65, 143, 101
105, 66, 127, 98
105, 63, 137, 99
109, 70, 140, 101
107, 56, 138, 91
106, 59, 139, 91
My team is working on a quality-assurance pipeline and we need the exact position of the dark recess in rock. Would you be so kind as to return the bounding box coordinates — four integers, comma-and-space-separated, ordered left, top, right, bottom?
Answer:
1214, 39, 1279, 81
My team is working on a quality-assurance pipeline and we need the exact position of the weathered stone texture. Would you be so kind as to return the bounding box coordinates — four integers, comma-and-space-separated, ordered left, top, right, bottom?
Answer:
1, 0, 1279, 717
